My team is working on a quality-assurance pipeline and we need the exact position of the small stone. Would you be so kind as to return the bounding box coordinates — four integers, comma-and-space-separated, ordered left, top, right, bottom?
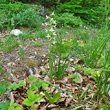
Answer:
10, 29, 22, 36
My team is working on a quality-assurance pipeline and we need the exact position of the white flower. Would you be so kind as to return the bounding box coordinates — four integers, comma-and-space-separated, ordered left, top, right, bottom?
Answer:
42, 23, 44, 26
34, 51, 37, 55
53, 32, 56, 36
53, 20, 56, 24
46, 34, 50, 38
45, 22, 48, 26
46, 15, 49, 19
51, 12, 55, 15
45, 29, 48, 32
50, 18, 54, 22
53, 25, 56, 28
50, 28, 54, 32
52, 41, 56, 44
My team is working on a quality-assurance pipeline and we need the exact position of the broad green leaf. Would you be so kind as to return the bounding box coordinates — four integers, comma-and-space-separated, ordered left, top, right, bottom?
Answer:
30, 107, 36, 110
8, 107, 22, 110
23, 93, 43, 106
8, 107, 15, 110
35, 94, 43, 102
9, 101, 17, 107
22, 99, 34, 106
29, 75, 36, 82
27, 90, 35, 101
18, 80, 25, 87
35, 81, 42, 88
30, 83, 39, 91
42, 83, 49, 90
0, 100, 9, 110
8, 82, 17, 91
53, 92, 60, 103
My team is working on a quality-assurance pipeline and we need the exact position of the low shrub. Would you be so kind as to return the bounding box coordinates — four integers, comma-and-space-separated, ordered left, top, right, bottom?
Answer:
54, 13, 82, 27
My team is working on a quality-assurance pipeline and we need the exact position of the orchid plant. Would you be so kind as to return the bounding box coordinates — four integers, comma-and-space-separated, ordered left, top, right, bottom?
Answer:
42, 12, 71, 89
42, 12, 57, 91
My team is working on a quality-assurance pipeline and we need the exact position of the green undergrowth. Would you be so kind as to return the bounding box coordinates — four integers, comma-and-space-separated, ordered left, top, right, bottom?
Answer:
0, 2, 45, 30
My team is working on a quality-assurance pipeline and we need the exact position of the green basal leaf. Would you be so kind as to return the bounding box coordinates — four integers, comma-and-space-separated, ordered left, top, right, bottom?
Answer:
44, 92, 60, 104
44, 92, 52, 101
53, 92, 60, 103
29, 75, 36, 82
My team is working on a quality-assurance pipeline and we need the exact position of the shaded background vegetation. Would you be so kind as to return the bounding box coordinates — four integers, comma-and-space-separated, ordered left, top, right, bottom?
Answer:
0, 0, 110, 29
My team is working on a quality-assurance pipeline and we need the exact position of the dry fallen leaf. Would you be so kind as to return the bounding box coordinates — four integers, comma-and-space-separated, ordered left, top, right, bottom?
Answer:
32, 103, 40, 110
40, 103, 49, 110
44, 75, 50, 83
48, 104, 59, 109
66, 67, 75, 73
57, 98, 65, 103
65, 97, 73, 107
9, 92, 14, 102
55, 80, 66, 84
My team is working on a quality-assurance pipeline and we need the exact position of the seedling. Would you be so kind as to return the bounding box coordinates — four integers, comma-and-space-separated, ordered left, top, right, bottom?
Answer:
67, 74, 79, 83
29, 80, 49, 91
29, 75, 36, 83
22, 90, 43, 106
44, 92, 60, 104
33, 40, 43, 47
73, 74, 79, 83
67, 74, 72, 79
8, 80, 25, 91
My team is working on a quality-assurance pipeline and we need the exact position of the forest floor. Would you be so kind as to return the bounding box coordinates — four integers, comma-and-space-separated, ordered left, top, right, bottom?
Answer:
0, 27, 110, 110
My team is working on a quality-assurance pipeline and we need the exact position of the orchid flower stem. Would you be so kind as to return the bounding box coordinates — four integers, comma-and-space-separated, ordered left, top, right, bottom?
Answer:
49, 37, 52, 93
